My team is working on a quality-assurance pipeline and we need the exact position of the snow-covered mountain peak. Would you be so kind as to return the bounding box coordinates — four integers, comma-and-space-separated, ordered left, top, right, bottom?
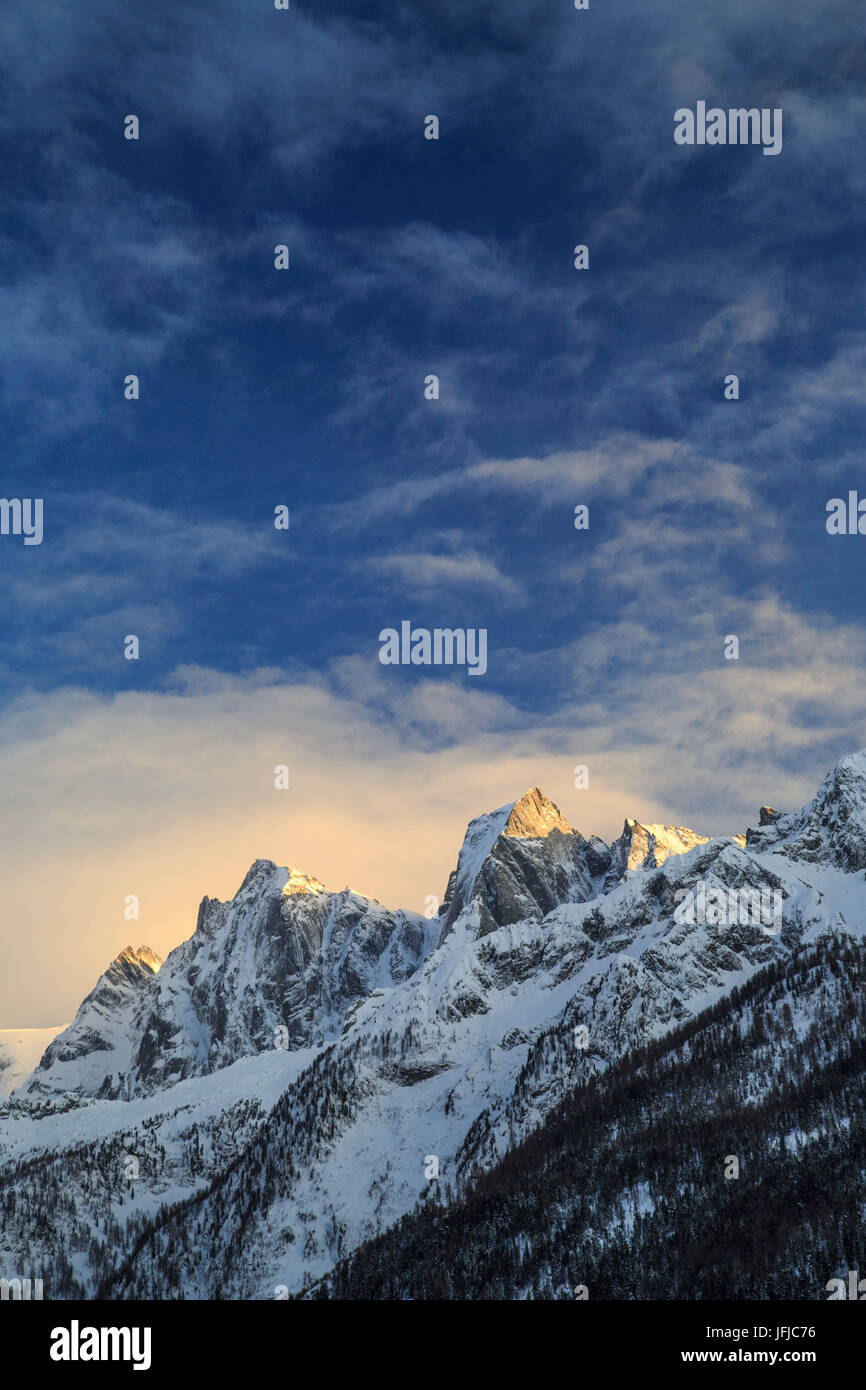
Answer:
608, 819, 709, 879
282, 868, 328, 897
101, 943, 163, 987
502, 786, 573, 840
832, 748, 866, 780
447, 786, 573, 901
17, 940, 163, 1100
746, 746, 866, 869
235, 858, 287, 894
230, 860, 329, 904
113, 945, 163, 974
438, 788, 599, 940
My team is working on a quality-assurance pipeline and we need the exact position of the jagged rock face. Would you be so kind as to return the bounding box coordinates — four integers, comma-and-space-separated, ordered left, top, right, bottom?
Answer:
132, 861, 434, 1094
746, 752, 866, 871
20, 793, 709, 1099
436, 788, 705, 942
501, 786, 572, 840
16, 792, 708, 1105
603, 819, 708, 888
438, 787, 608, 940
24, 946, 162, 1098
22, 863, 434, 1101
782, 753, 866, 871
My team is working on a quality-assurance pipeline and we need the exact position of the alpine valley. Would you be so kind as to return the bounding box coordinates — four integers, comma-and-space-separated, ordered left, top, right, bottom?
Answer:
3, 754, 866, 1301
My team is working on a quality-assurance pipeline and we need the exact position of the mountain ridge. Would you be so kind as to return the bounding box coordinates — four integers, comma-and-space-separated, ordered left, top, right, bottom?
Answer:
5, 748, 866, 1300
15, 784, 706, 1100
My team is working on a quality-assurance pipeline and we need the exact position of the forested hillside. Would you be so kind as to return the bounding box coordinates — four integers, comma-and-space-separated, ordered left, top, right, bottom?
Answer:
312, 939, 866, 1300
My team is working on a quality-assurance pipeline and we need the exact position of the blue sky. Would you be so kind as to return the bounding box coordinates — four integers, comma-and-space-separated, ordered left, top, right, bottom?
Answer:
2, 0, 865, 1021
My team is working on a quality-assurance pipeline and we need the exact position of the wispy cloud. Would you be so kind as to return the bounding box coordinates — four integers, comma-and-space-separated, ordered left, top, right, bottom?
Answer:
318, 435, 683, 534
366, 548, 524, 600
0, 495, 286, 682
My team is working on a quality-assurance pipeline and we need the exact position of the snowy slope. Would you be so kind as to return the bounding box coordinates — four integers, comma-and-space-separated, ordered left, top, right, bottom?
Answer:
0, 1027, 65, 1098
314, 936, 866, 1300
